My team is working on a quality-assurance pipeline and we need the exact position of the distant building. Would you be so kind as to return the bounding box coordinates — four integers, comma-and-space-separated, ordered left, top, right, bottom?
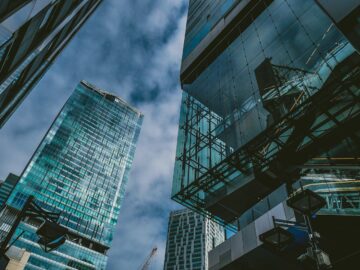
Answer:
164, 209, 225, 270
4, 81, 143, 269
0, 173, 19, 208
0, 0, 103, 128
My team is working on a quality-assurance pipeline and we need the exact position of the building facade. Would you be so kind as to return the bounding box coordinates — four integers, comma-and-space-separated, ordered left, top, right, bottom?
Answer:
164, 209, 225, 270
4, 81, 143, 269
0, 173, 19, 208
0, 0, 102, 128
173, 0, 359, 268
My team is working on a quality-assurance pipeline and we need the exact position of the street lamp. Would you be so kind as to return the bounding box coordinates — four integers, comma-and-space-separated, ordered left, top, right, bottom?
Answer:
286, 189, 326, 216
259, 216, 306, 251
259, 188, 331, 269
259, 226, 294, 251
287, 188, 330, 269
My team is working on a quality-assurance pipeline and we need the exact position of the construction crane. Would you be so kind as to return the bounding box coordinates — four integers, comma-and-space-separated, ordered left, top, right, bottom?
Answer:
138, 247, 158, 270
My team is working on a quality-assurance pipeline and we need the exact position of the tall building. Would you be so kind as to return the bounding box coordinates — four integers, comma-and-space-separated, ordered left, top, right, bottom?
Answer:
4, 81, 143, 269
163, 209, 225, 270
173, 0, 359, 269
0, 173, 19, 208
0, 0, 103, 128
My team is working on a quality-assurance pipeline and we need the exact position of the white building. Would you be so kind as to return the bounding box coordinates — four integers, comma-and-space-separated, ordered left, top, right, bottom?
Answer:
164, 209, 225, 270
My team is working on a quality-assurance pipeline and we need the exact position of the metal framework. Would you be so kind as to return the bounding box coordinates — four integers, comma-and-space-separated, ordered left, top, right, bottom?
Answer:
173, 53, 360, 230
0, 196, 65, 259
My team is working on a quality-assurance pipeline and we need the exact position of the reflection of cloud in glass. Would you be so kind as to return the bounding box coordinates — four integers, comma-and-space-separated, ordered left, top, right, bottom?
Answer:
181, 0, 355, 152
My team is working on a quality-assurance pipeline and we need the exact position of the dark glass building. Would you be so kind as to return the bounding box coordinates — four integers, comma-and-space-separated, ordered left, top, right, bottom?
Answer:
0, 173, 19, 208
4, 81, 143, 269
173, 0, 359, 269
0, 0, 102, 128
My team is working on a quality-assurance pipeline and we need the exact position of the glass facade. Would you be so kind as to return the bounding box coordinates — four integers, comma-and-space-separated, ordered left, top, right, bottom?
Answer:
6, 81, 143, 269
0, 0, 103, 128
0, 173, 19, 208
173, 0, 360, 228
183, 0, 238, 59
163, 209, 225, 270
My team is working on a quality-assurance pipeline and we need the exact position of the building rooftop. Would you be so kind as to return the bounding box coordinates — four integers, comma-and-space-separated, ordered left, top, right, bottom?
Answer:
80, 80, 143, 116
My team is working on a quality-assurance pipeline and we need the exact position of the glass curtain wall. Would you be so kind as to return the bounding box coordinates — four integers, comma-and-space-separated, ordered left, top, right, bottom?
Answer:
5, 82, 143, 269
173, 0, 359, 227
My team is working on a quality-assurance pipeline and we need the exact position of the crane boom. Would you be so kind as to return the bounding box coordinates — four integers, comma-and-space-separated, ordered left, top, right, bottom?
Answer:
139, 247, 157, 270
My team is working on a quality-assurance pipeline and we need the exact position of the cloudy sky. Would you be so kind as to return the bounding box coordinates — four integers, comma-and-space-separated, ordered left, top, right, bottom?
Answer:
0, 1, 188, 269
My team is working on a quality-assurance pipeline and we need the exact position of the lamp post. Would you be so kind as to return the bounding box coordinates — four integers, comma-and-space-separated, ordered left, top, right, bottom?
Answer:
259, 223, 294, 251
259, 188, 331, 269
259, 216, 307, 250
287, 188, 330, 269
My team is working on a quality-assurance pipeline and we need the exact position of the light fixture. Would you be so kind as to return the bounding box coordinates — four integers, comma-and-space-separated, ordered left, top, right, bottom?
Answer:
287, 189, 326, 216
259, 227, 294, 251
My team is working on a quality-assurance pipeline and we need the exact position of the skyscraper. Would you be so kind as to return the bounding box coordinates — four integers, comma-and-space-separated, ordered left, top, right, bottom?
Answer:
0, 0, 103, 128
4, 81, 143, 269
164, 209, 225, 270
0, 173, 19, 208
173, 0, 359, 268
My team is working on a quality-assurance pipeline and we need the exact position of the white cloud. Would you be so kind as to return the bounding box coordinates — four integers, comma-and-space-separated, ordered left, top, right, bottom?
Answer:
0, 0, 188, 269
106, 3, 187, 268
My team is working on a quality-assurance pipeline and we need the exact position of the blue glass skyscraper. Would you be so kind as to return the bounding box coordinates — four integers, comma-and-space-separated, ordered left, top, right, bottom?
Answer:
5, 81, 143, 269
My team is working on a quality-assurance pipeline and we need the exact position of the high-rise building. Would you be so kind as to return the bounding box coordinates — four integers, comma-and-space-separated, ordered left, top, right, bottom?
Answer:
173, 0, 359, 269
163, 209, 225, 270
4, 81, 143, 269
0, 0, 103, 128
0, 173, 19, 208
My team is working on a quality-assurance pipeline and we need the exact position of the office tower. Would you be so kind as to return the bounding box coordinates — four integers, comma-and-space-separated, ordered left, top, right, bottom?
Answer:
173, 0, 359, 269
163, 209, 225, 270
0, 0, 103, 128
0, 173, 19, 208
4, 81, 143, 269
